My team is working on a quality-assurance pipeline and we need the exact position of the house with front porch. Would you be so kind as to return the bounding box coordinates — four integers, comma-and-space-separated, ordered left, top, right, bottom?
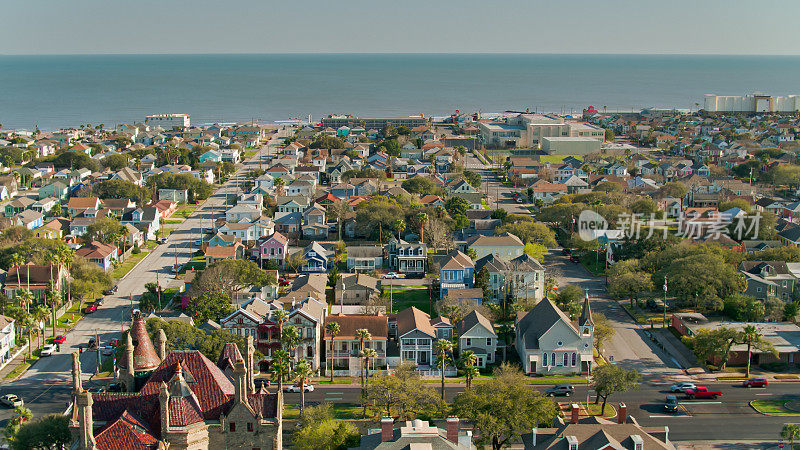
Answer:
386, 238, 427, 275
346, 245, 383, 272
325, 314, 389, 375
456, 310, 498, 368
438, 250, 474, 298
75, 241, 119, 271
251, 232, 289, 268
334, 273, 380, 306
301, 241, 331, 273
396, 307, 454, 370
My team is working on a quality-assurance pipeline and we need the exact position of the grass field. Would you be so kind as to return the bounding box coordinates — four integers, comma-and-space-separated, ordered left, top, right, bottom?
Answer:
173, 205, 198, 219
385, 287, 432, 314
111, 251, 149, 279
539, 154, 584, 164
751, 398, 800, 416
284, 403, 364, 420
244, 150, 257, 159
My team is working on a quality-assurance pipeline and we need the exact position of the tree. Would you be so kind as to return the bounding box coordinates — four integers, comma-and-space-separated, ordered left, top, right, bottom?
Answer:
591, 364, 641, 415
460, 350, 478, 389
554, 285, 584, 319
269, 349, 291, 393
325, 321, 340, 382
362, 362, 443, 420
659, 181, 688, 199
10, 413, 71, 450
291, 404, 360, 450
286, 252, 308, 273
781, 423, 800, 449
293, 360, 314, 410
604, 129, 615, 141
92, 179, 151, 204
474, 267, 490, 300
3, 405, 32, 443
282, 326, 301, 365
785, 301, 800, 322
191, 259, 272, 298
664, 253, 745, 311
719, 199, 752, 213
593, 312, 615, 354
463, 170, 481, 188
187, 291, 232, 323
309, 135, 345, 149
433, 339, 453, 400
393, 219, 406, 240
139, 282, 162, 312
765, 298, 785, 322
452, 363, 558, 450
354, 328, 372, 389
723, 294, 765, 321
607, 271, 653, 306
102, 153, 129, 171
329, 200, 350, 241
84, 216, 126, 245
401, 176, 445, 196
523, 242, 547, 261
495, 221, 557, 247
688, 326, 740, 369
413, 212, 428, 243
740, 325, 777, 378
445, 197, 470, 217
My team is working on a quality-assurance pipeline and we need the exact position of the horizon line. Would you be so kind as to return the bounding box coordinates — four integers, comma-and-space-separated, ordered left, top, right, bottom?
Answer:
2, 51, 800, 57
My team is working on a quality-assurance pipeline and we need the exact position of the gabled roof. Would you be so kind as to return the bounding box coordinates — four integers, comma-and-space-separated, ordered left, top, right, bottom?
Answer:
324, 314, 388, 339
440, 250, 474, 270
516, 299, 578, 350
396, 306, 436, 338
467, 232, 524, 249
457, 310, 497, 337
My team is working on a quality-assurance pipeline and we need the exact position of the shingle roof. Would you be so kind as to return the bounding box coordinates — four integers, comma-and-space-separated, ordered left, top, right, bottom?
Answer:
467, 232, 524, 249
324, 314, 389, 339
396, 307, 436, 338
457, 310, 496, 337
516, 299, 578, 350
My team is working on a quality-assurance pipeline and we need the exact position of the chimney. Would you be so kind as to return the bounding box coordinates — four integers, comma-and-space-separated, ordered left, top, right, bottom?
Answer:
234, 360, 247, 404
156, 329, 167, 361
531, 428, 537, 446
570, 403, 580, 424
159, 382, 170, 436
617, 402, 627, 424
446, 417, 459, 444
381, 417, 394, 442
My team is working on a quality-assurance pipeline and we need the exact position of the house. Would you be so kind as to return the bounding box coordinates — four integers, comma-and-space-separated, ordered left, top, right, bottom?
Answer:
466, 232, 524, 260
456, 310, 498, 368
273, 212, 302, 236
204, 241, 245, 265
38, 181, 68, 200
354, 417, 474, 449
67, 196, 101, 217
739, 261, 797, 301
120, 206, 161, 240
149, 199, 178, 218
4, 197, 35, 217
419, 194, 445, 208
397, 307, 454, 369
14, 209, 44, 230
251, 232, 289, 268
158, 188, 189, 203
4, 264, 67, 300
476, 253, 545, 302
346, 245, 384, 272
198, 149, 222, 163
301, 241, 331, 273
386, 238, 427, 275
438, 250, 475, 298
225, 204, 261, 223
99, 198, 136, 215
325, 314, 389, 376
219, 218, 275, 244
75, 241, 119, 271
70, 312, 282, 450
530, 181, 567, 203
515, 295, 594, 374
111, 167, 143, 186
256, 295, 327, 370
36, 218, 68, 239
0, 315, 15, 364
335, 273, 380, 306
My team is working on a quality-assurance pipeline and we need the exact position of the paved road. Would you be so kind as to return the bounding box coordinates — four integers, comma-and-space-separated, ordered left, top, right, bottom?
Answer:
464, 153, 530, 215
285, 381, 798, 443
0, 127, 290, 424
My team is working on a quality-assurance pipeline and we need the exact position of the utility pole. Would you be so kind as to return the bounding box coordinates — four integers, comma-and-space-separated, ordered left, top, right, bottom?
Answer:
95, 329, 100, 375
663, 276, 668, 327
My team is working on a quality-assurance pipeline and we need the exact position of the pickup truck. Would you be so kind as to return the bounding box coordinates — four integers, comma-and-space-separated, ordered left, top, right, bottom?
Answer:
684, 386, 722, 399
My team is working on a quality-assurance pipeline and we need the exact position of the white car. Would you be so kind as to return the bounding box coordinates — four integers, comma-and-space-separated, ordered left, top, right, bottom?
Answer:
0, 394, 23, 407
40, 344, 57, 357
669, 382, 697, 393
283, 384, 314, 393
382, 272, 399, 279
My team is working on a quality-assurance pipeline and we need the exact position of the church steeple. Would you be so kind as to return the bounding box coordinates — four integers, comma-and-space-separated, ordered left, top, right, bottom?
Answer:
579, 292, 594, 327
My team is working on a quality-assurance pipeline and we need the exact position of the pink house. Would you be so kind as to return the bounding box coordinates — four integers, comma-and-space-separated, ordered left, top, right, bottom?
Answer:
252, 232, 289, 267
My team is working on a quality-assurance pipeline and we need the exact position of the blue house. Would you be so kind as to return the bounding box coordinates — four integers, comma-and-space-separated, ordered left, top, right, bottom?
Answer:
438, 250, 475, 298
301, 241, 331, 273
199, 150, 222, 163
331, 183, 357, 200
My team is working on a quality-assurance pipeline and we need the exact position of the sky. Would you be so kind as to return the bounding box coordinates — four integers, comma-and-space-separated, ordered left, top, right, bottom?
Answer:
3, 0, 800, 55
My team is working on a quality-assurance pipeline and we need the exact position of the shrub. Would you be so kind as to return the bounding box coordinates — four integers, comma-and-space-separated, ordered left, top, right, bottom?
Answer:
759, 361, 789, 372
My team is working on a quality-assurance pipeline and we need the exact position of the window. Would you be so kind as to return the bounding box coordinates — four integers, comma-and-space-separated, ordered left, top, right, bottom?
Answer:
229, 423, 236, 432
247, 422, 253, 432
307, 346, 313, 357
418, 339, 431, 346
563, 353, 569, 366
557, 341, 563, 347
465, 338, 471, 346
551, 353, 556, 366
572, 352, 577, 366
542, 352, 547, 366
402, 339, 415, 346
486, 338, 492, 346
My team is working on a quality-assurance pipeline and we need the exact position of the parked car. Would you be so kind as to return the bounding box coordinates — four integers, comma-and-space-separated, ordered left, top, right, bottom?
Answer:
545, 384, 575, 397
84, 303, 98, 314
684, 386, 722, 399
664, 394, 679, 412
561, 248, 572, 256
0, 394, 23, 407
569, 255, 580, 263
278, 278, 291, 287
87, 338, 97, 349
194, 239, 202, 247
158, 237, 168, 244
646, 298, 666, 311
53, 335, 67, 345
103, 285, 118, 295
101, 346, 116, 356
742, 377, 769, 388
170, 264, 182, 274
40, 344, 56, 357
283, 384, 314, 393
516, 198, 523, 203
107, 383, 123, 392
382, 272, 399, 279
109, 338, 120, 347
670, 382, 696, 393
94, 297, 104, 307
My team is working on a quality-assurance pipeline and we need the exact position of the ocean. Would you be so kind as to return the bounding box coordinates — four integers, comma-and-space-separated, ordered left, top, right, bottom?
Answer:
1, 53, 799, 131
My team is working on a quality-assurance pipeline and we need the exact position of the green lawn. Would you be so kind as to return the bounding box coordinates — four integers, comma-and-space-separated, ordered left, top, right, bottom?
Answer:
163, 219, 183, 224
157, 228, 175, 238
4, 360, 31, 380
244, 150, 257, 159
284, 403, 364, 420
385, 287, 432, 314
56, 302, 84, 329
111, 251, 149, 279
579, 252, 607, 277
539, 154, 584, 164
620, 303, 649, 325
586, 403, 617, 418
173, 205, 198, 219
751, 398, 800, 416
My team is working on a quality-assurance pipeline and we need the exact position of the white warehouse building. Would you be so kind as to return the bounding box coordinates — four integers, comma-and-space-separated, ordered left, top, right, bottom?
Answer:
704, 94, 800, 113
145, 113, 191, 128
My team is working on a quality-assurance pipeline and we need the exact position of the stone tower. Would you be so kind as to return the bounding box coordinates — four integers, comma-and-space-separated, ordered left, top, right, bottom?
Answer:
119, 311, 162, 392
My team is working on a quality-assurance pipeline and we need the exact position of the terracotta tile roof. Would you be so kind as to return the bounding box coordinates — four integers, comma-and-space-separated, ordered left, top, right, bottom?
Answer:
216, 342, 244, 374
120, 312, 161, 372
325, 314, 388, 339
75, 241, 118, 259
93, 409, 159, 450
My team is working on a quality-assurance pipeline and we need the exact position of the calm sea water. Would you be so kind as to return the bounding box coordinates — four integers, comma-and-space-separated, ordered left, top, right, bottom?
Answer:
1, 54, 799, 130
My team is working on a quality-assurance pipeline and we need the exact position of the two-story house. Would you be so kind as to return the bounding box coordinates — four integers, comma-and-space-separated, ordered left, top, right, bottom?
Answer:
260, 295, 327, 371
386, 238, 427, 275
75, 241, 119, 271
438, 250, 474, 298
456, 310, 498, 368
396, 307, 453, 370
301, 242, 331, 273
516, 296, 594, 375
0, 315, 15, 365
475, 253, 546, 302
346, 245, 384, 272
252, 232, 289, 268
334, 274, 380, 306
466, 232, 524, 260
739, 260, 797, 301
325, 314, 389, 376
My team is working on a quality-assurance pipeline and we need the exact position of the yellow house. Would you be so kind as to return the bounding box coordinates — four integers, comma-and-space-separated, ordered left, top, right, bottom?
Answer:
34, 218, 66, 239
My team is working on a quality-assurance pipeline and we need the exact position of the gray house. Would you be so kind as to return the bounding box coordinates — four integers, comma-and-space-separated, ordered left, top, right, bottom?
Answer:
456, 310, 497, 368
739, 261, 798, 301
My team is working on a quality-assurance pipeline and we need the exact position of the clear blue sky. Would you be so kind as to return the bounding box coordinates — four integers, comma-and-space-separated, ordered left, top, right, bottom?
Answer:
3, 0, 800, 55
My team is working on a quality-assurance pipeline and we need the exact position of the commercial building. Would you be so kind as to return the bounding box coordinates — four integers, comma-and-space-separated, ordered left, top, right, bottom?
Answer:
542, 136, 602, 155
145, 113, 191, 128
479, 114, 603, 148
320, 115, 426, 129
703, 93, 800, 113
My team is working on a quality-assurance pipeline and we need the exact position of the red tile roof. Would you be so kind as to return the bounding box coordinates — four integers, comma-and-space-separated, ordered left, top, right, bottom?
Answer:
93, 409, 159, 450
120, 312, 161, 372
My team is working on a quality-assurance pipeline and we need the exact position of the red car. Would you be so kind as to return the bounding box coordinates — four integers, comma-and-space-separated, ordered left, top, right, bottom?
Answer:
684, 386, 722, 399
109, 338, 120, 348
569, 255, 580, 263
278, 278, 291, 287
53, 335, 67, 345
742, 377, 768, 388
84, 303, 98, 314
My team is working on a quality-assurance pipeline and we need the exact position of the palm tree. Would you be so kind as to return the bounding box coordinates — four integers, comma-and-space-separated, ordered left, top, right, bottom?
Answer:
293, 360, 314, 410
324, 322, 340, 382
9, 253, 25, 302
740, 325, 777, 378
14, 289, 33, 316
460, 350, 478, 389
281, 326, 301, 367
361, 347, 377, 379
354, 328, 372, 388
415, 212, 428, 243
272, 309, 288, 345
269, 349, 291, 393
434, 339, 453, 400
31, 305, 48, 349
393, 219, 406, 240
44, 289, 59, 338
782, 423, 800, 449
24, 314, 36, 360
274, 177, 285, 196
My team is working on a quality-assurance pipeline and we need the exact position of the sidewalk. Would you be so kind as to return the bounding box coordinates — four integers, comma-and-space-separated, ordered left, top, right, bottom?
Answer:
0, 344, 31, 380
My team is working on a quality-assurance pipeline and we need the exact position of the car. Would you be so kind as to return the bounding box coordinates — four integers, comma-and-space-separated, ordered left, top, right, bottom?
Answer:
171, 264, 182, 274
194, 239, 202, 247
684, 386, 722, 399
109, 338, 120, 347
87, 338, 97, 349
569, 255, 580, 263
53, 335, 67, 345
561, 248, 572, 256
664, 394, 679, 412
158, 237, 168, 244
283, 384, 314, 393
545, 384, 575, 397
669, 382, 696, 393
94, 298, 104, 307
101, 346, 116, 356
382, 272, 399, 279
40, 344, 57, 357
0, 395, 23, 407
254, 378, 271, 389
107, 382, 123, 392
743, 377, 769, 388
103, 285, 118, 295
84, 303, 98, 314
278, 278, 291, 287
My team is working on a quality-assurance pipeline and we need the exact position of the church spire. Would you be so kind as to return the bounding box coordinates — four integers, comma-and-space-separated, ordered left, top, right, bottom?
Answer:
579, 291, 594, 326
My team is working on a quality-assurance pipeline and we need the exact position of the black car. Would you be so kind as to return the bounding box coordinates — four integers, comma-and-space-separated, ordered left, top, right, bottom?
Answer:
107, 383, 123, 392
103, 285, 118, 295
545, 384, 575, 397
664, 394, 679, 412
